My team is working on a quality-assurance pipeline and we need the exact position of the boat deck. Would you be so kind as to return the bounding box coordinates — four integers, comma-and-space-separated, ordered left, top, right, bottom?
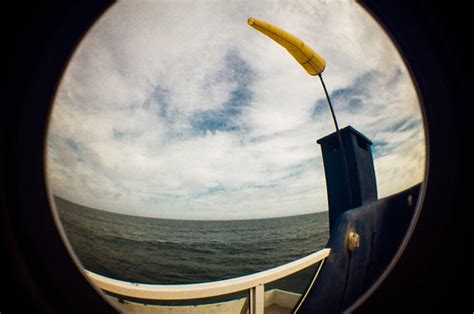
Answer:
106, 288, 299, 313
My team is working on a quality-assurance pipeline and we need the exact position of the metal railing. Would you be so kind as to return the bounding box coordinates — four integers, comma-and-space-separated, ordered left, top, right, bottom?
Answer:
87, 248, 330, 314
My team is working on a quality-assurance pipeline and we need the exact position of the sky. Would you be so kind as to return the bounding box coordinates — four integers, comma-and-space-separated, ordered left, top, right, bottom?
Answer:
46, 0, 426, 220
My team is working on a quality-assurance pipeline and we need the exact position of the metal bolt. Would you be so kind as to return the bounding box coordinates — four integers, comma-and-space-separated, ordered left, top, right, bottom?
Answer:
348, 231, 360, 252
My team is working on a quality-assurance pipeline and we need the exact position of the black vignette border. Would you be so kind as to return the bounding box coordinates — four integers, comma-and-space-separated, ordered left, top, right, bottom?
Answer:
354, 1, 469, 313
1, 1, 469, 313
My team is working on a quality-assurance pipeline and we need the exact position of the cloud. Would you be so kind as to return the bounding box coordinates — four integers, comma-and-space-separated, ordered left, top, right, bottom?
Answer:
46, 0, 426, 219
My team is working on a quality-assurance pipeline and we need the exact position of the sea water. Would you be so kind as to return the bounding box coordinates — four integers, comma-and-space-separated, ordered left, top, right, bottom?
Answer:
54, 196, 329, 294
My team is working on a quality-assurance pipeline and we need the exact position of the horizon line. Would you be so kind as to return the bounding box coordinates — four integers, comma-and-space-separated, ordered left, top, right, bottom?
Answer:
51, 194, 328, 222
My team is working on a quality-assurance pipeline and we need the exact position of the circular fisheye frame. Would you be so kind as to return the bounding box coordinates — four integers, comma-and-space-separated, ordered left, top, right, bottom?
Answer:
45, 1, 427, 313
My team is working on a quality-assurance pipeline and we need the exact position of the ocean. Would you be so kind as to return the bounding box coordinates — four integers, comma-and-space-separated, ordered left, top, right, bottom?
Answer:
53, 196, 329, 296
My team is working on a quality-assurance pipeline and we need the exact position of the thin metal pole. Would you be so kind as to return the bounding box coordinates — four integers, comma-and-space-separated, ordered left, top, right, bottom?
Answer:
318, 74, 340, 133
318, 74, 353, 207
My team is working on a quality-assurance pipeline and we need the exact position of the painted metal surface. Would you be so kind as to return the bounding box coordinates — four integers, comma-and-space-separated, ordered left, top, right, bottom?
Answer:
317, 126, 377, 231
297, 184, 420, 313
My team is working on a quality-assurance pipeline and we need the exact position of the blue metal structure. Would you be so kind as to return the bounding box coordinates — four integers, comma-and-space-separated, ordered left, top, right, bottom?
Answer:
294, 126, 419, 313
317, 126, 378, 231
295, 184, 420, 313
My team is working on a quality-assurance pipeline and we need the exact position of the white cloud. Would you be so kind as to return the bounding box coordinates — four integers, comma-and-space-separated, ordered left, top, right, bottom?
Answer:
46, 0, 426, 219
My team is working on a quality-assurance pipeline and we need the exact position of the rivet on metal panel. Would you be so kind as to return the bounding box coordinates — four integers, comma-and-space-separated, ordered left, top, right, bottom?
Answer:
348, 231, 360, 252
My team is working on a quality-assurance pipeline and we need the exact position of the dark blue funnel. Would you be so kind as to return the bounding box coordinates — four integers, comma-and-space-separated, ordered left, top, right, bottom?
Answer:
317, 126, 377, 230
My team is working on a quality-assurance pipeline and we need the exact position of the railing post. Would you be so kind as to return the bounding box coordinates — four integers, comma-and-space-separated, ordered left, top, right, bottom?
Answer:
249, 284, 264, 314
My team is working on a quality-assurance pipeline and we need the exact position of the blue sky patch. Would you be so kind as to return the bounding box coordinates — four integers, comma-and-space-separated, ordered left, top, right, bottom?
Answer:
190, 51, 255, 133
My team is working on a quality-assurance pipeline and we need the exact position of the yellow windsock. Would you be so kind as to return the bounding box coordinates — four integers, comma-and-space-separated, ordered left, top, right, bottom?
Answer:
247, 17, 325, 76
